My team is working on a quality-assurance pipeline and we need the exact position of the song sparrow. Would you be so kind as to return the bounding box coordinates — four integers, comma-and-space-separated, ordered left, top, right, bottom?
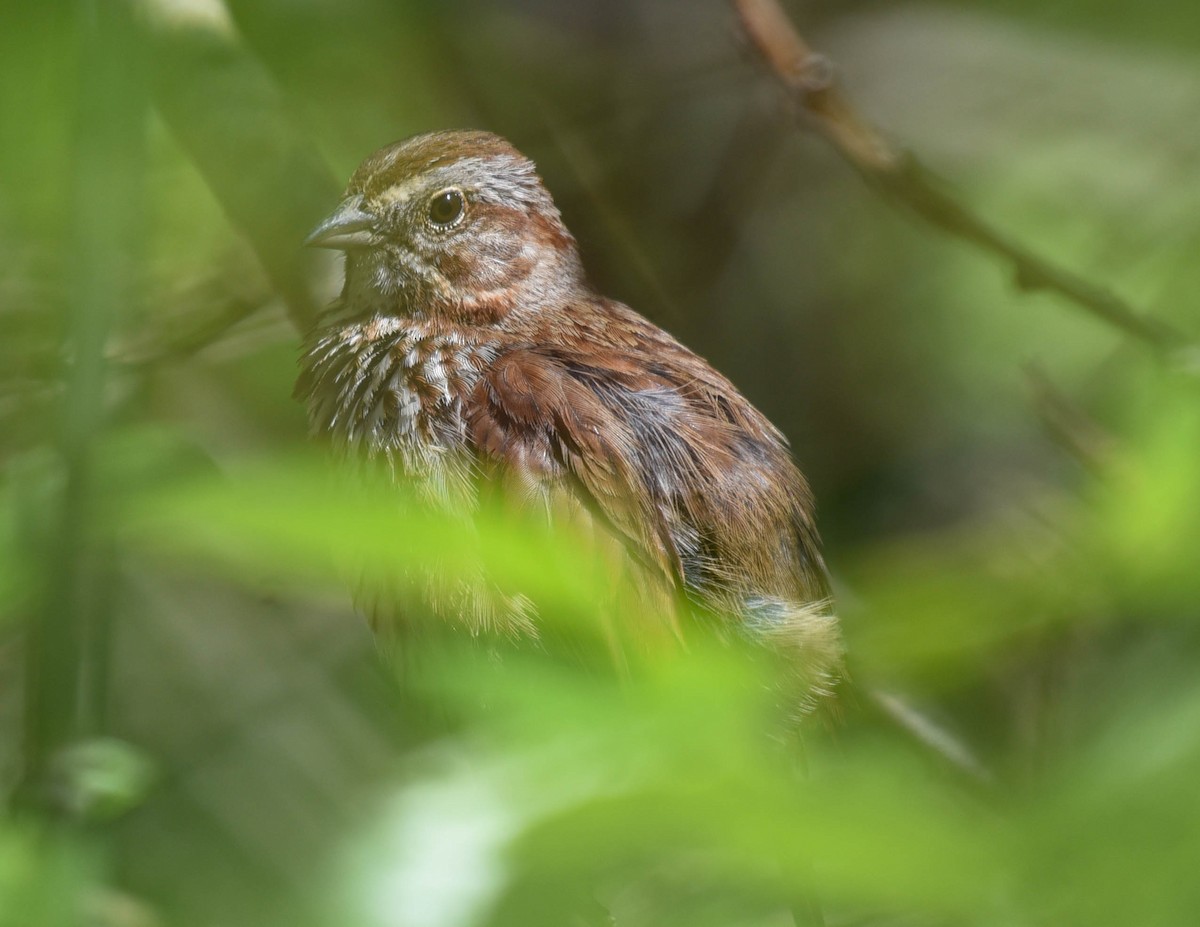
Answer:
296, 130, 840, 701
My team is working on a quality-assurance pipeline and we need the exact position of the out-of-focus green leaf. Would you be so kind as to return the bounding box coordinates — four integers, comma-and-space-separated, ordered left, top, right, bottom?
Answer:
118, 454, 622, 629
1090, 381, 1200, 609
46, 738, 158, 823
0, 822, 94, 927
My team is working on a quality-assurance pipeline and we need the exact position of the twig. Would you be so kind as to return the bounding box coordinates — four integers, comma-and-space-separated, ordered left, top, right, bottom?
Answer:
1024, 363, 1115, 473
870, 689, 995, 789
111, 291, 269, 367
731, 0, 1190, 354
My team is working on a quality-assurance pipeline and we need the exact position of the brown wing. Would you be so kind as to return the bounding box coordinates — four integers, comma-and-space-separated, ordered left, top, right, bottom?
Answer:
467, 335, 840, 701
467, 345, 684, 589
467, 338, 828, 602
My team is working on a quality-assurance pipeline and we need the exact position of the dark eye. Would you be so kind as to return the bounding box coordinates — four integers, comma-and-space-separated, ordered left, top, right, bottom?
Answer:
428, 188, 465, 227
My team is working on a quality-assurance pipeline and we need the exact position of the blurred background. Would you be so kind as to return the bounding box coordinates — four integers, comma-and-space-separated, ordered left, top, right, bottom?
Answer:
3, 1, 1200, 925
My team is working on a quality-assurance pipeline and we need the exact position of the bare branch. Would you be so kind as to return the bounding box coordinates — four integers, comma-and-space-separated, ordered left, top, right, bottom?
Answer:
732, 0, 1190, 354
1024, 364, 1116, 473
870, 689, 995, 790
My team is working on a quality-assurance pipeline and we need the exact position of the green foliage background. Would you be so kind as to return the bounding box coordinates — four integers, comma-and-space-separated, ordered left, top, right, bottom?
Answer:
2, 1, 1200, 925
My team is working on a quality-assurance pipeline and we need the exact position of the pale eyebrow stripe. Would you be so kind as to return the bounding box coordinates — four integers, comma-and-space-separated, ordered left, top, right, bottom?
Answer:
374, 177, 424, 206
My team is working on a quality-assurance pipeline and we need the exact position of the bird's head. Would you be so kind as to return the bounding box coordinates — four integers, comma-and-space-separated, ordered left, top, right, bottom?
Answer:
306, 130, 584, 323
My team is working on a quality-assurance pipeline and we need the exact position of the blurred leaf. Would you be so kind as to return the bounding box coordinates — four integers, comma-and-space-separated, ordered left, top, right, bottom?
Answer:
0, 822, 93, 927
45, 739, 158, 823
1091, 378, 1200, 609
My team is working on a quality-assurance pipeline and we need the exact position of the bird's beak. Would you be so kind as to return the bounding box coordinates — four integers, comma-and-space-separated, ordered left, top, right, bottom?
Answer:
304, 194, 377, 250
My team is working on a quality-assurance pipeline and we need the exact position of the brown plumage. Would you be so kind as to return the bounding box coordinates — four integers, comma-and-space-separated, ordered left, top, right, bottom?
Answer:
296, 130, 841, 702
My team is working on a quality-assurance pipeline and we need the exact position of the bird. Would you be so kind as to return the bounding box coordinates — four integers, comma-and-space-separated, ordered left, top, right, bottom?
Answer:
295, 129, 841, 705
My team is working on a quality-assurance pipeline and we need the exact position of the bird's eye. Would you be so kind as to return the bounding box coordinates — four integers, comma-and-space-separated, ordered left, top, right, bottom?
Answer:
427, 188, 466, 227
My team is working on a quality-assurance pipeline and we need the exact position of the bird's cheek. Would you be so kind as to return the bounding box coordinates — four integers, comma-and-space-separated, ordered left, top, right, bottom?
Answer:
450, 237, 535, 294
435, 248, 477, 288
345, 247, 412, 300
